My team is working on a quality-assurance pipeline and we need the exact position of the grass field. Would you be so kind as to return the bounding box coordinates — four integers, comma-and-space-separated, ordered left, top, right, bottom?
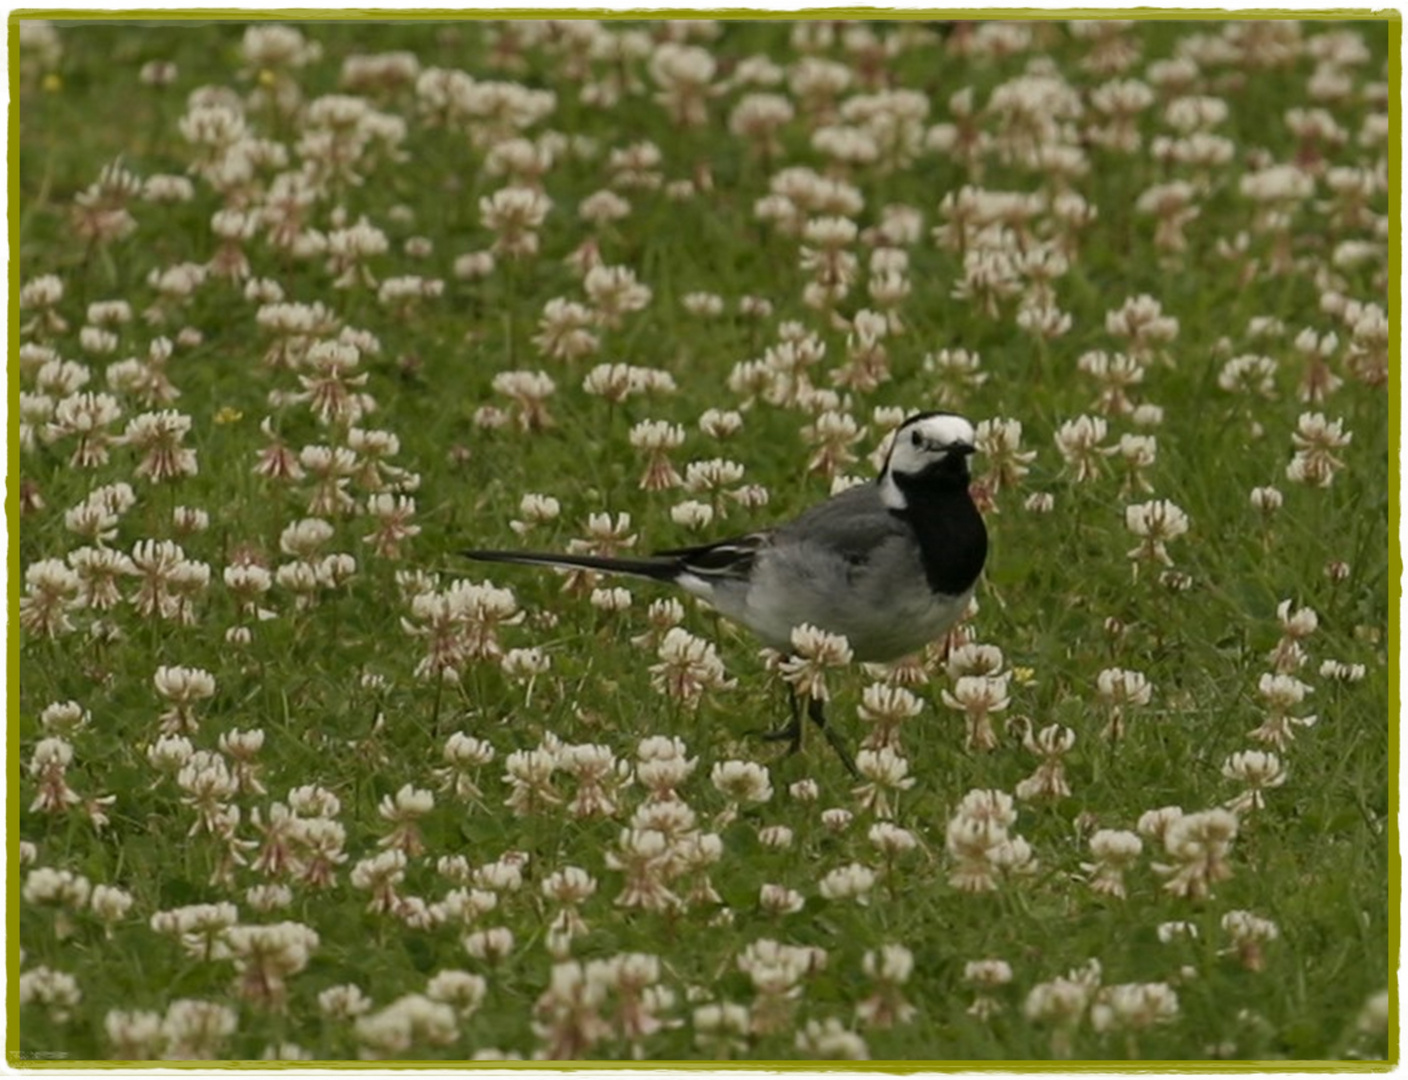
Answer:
13, 16, 1394, 1064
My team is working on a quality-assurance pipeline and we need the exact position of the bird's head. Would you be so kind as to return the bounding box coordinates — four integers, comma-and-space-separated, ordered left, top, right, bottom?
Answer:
878, 411, 978, 509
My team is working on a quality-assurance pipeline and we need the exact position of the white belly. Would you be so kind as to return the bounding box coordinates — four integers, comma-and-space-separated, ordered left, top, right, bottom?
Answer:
684, 571, 971, 662
746, 586, 971, 662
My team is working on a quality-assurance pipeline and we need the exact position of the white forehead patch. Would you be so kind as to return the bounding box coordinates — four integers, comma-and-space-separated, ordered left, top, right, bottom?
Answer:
906, 413, 976, 448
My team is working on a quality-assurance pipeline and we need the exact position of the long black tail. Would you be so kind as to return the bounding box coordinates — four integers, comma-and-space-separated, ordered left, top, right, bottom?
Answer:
462, 548, 682, 583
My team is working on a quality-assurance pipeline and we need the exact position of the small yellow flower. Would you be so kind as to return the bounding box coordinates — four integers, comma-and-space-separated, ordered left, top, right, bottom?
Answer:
1012, 666, 1036, 686
214, 407, 243, 425
257, 68, 277, 87
42, 73, 62, 93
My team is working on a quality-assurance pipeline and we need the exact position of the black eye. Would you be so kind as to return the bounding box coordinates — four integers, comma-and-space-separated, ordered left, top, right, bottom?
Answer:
910, 430, 923, 447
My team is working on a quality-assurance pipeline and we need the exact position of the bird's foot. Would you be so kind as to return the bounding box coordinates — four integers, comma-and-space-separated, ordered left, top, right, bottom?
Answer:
749, 707, 860, 779
806, 697, 860, 779
815, 724, 860, 779
752, 718, 803, 755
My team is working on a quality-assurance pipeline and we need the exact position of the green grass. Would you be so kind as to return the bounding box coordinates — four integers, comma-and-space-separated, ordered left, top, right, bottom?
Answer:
13, 15, 1394, 1064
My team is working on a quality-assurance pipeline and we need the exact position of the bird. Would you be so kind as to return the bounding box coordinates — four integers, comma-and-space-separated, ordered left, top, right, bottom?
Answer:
463, 411, 988, 774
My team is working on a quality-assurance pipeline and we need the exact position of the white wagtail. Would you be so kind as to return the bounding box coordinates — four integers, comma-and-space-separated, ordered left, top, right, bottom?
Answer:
464, 411, 988, 773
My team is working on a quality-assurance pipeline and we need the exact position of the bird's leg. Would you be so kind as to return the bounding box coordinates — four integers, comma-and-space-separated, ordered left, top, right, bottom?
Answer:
806, 696, 860, 779
756, 686, 804, 751
755, 687, 860, 779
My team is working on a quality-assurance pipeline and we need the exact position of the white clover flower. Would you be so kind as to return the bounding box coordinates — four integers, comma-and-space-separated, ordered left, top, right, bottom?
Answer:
648, 42, 717, 127
1257, 672, 1312, 710
650, 627, 734, 705
1152, 807, 1238, 900
122, 410, 199, 483
1155, 921, 1199, 945
795, 1017, 869, 1060
1081, 829, 1143, 897
1124, 499, 1190, 568
354, 993, 458, 1058
1017, 302, 1073, 340
491, 370, 556, 431
780, 779, 818, 806
19, 967, 83, 1023
242, 23, 319, 68
453, 251, 496, 280
856, 682, 922, 750
377, 275, 444, 309
583, 264, 653, 327
820, 807, 854, 833
426, 970, 488, 1019
462, 926, 515, 963
589, 586, 632, 614
1240, 163, 1315, 203
20, 271, 65, 311
945, 788, 1034, 893
817, 863, 876, 903
681, 291, 724, 317
683, 457, 746, 494
671, 500, 715, 531
852, 745, 915, 817
863, 943, 914, 986
1024, 973, 1095, 1046
1136, 805, 1184, 845
1106, 294, 1179, 362
710, 760, 773, 805
28, 734, 76, 805
758, 883, 805, 914
1250, 486, 1284, 513
692, 999, 752, 1056
1015, 723, 1076, 801
1319, 659, 1366, 682
532, 297, 597, 362
803, 410, 865, 478
104, 1007, 165, 1058
480, 186, 552, 257
966, 958, 1013, 987
749, 825, 789, 852
146, 733, 195, 773
1287, 412, 1352, 487
79, 326, 119, 355
508, 492, 560, 537
24, 866, 92, 910
1136, 180, 1200, 252
941, 673, 1011, 751
1222, 910, 1280, 953
39, 700, 88, 735
729, 90, 794, 144
1096, 667, 1152, 738
1276, 598, 1319, 639
541, 866, 597, 919
698, 408, 743, 440
1090, 982, 1179, 1033
159, 999, 239, 1059
319, 984, 373, 1020
974, 417, 1036, 492
245, 883, 293, 913
1054, 415, 1108, 482
1221, 750, 1287, 813
499, 648, 549, 684
1104, 433, 1158, 493
868, 821, 918, 856
581, 362, 671, 403
153, 665, 216, 733
956, 788, 1018, 828
778, 624, 853, 702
